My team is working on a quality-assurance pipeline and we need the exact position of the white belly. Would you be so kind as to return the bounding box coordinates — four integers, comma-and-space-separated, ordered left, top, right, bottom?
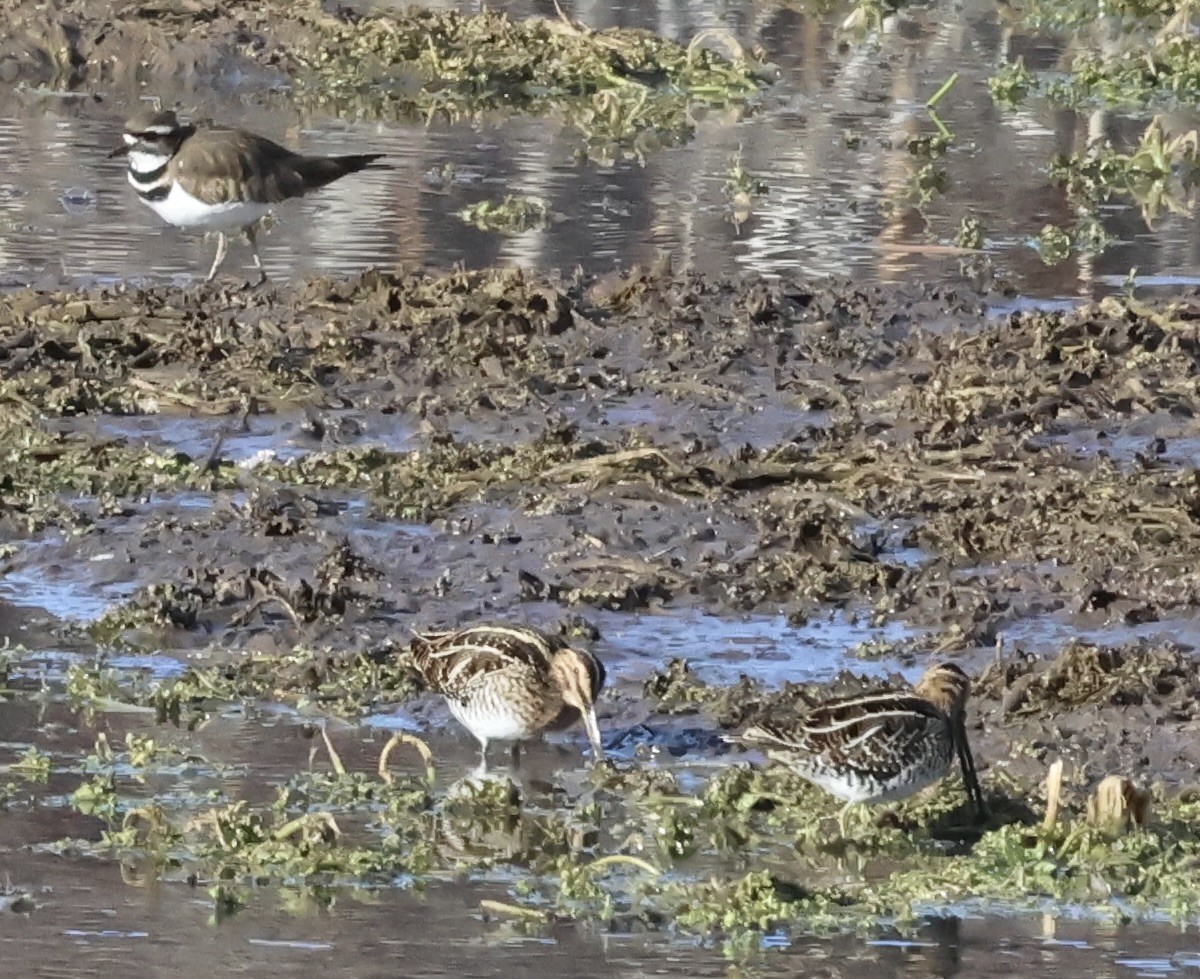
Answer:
130, 174, 270, 231
449, 700, 536, 743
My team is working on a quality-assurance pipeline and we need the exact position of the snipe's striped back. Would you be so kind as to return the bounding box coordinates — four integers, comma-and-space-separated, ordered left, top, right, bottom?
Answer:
410, 623, 606, 768
730, 663, 986, 834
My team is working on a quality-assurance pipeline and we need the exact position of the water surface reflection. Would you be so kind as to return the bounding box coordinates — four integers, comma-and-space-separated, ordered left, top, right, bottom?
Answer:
0, 0, 1194, 296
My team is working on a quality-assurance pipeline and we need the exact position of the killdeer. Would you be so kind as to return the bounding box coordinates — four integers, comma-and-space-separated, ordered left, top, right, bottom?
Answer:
409, 623, 606, 771
110, 108, 385, 284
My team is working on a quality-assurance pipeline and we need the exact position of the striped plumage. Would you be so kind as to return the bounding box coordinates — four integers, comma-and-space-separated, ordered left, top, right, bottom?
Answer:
731, 663, 986, 834
109, 108, 384, 283
410, 623, 606, 769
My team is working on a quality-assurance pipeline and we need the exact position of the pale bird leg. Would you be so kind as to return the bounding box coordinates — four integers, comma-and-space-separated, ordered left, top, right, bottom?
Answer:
477, 738, 490, 774
205, 231, 229, 282
245, 224, 267, 286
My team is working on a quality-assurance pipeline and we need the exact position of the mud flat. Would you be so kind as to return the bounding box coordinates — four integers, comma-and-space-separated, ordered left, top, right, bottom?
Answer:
1, 266, 1200, 974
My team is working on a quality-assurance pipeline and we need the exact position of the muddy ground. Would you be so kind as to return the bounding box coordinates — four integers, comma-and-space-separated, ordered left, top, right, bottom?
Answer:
6, 0, 1200, 961
5, 266, 1200, 806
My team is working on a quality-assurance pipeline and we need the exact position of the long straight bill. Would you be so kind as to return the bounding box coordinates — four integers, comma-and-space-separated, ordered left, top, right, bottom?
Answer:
955, 718, 987, 819
582, 706, 604, 762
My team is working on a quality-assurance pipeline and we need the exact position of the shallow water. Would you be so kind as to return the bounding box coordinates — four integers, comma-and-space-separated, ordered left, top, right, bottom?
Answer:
8, 831, 1200, 979
2, 0, 1197, 297
1, 659, 1199, 979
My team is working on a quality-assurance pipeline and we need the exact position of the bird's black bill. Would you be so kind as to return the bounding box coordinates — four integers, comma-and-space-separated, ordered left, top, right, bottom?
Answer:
954, 720, 987, 820
108, 143, 130, 158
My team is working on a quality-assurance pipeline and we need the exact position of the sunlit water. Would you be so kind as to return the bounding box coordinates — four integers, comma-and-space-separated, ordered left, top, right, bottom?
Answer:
0, 0, 1196, 297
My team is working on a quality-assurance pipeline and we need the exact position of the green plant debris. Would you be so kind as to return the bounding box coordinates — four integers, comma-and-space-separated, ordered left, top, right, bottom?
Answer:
10, 630, 1200, 936
7, 746, 51, 782
1035, 223, 1073, 266
989, 5, 1200, 111
724, 146, 769, 229
0, 429, 238, 534
1051, 117, 1200, 225
1012, 0, 1180, 32
11, 258, 1200, 944
458, 195, 551, 233
882, 160, 948, 217
977, 640, 1198, 716
988, 59, 1035, 110
291, 8, 771, 161
954, 215, 984, 251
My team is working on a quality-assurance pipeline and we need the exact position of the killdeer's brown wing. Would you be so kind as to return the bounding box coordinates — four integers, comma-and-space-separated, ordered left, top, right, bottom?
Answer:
169, 127, 383, 206
167, 128, 305, 205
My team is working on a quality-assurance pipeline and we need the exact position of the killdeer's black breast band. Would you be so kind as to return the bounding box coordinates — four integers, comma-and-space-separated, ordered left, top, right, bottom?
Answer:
128, 161, 170, 185
136, 185, 171, 203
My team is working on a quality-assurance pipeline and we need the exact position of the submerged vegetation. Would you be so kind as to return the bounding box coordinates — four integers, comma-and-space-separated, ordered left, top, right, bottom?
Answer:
458, 194, 552, 233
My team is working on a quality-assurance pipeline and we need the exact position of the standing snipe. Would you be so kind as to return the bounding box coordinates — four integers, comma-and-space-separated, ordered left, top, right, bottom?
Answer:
410, 623, 606, 769
729, 662, 986, 834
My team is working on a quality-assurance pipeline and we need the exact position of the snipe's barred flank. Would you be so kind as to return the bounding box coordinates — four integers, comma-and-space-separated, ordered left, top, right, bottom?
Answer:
410, 623, 606, 769
110, 107, 385, 284
728, 662, 986, 835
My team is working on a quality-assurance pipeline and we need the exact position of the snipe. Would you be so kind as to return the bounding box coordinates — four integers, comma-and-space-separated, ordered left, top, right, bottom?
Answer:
410, 623, 606, 770
728, 662, 986, 834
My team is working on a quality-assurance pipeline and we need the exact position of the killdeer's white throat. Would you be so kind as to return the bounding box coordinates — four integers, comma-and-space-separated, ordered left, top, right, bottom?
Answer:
110, 108, 385, 284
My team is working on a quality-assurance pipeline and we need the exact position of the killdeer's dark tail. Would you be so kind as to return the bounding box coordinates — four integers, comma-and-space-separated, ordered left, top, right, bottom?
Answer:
296, 153, 387, 191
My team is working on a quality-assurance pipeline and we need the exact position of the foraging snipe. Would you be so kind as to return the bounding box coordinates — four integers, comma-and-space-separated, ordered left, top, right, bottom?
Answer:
729, 663, 986, 834
409, 623, 606, 769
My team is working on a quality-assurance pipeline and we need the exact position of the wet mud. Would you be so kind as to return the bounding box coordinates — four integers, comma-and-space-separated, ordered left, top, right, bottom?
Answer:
3, 264, 1200, 940
6, 0, 1200, 970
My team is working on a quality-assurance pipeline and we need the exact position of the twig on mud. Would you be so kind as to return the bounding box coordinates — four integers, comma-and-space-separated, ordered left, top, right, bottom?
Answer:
551, 0, 587, 33
274, 811, 341, 842
319, 725, 348, 778
480, 899, 548, 920
564, 555, 689, 589
229, 593, 303, 629
379, 731, 436, 785
125, 376, 242, 413
198, 431, 226, 472
583, 854, 661, 877
541, 447, 692, 484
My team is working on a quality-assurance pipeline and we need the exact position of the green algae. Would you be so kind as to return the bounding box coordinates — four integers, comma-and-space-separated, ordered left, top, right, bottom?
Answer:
458, 195, 551, 233
60, 643, 420, 725
16, 631, 1200, 942
1051, 117, 1200, 225
978, 639, 1200, 716
0, 428, 236, 534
